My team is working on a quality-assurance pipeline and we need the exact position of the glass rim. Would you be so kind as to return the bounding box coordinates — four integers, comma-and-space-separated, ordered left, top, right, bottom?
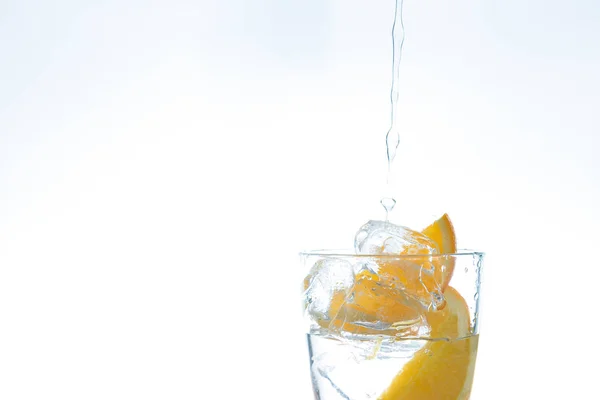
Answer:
299, 248, 484, 259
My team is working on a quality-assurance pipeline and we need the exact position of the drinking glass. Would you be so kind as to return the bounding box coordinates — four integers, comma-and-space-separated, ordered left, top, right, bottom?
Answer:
301, 250, 484, 400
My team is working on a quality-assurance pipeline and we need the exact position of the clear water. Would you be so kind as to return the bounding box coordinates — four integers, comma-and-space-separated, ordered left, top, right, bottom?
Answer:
308, 332, 479, 400
308, 332, 421, 400
381, 0, 405, 219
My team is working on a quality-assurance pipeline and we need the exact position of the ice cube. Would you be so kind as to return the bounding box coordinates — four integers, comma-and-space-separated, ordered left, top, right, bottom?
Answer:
354, 220, 439, 255
354, 220, 447, 311
303, 258, 355, 323
304, 258, 426, 336
342, 269, 427, 337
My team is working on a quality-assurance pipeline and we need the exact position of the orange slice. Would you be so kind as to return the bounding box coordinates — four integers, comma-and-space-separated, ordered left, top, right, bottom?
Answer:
378, 287, 478, 400
422, 212, 458, 293
422, 213, 457, 255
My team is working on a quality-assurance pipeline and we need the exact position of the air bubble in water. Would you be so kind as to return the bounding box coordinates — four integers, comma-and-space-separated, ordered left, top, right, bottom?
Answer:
430, 289, 445, 311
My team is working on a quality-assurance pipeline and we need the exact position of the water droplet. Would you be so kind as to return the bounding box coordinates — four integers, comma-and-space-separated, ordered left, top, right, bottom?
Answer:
380, 197, 397, 220
424, 349, 433, 357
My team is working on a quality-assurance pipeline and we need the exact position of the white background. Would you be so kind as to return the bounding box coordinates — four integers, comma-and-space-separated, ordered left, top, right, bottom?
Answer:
1, 0, 599, 399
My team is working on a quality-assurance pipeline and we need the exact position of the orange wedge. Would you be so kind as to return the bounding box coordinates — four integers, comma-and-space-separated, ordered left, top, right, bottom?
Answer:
423, 213, 458, 292
378, 287, 478, 400
423, 213, 457, 255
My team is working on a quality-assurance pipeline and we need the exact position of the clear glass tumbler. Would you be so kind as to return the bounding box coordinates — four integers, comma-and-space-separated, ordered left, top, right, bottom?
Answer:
301, 250, 484, 400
